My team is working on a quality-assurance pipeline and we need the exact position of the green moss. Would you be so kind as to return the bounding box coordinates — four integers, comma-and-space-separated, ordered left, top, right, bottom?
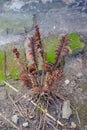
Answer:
43, 36, 58, 63
77, 104, 87, 126
43, 33, 85, 63
68, 33, 85, 53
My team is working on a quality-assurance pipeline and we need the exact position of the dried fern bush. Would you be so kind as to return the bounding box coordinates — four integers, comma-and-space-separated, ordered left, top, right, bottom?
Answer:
12, 25, 70, 130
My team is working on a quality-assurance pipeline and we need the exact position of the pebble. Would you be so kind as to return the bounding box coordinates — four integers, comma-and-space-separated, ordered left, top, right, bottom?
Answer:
23, 122, 29, 128
71, 121, 77, 128
12, 115, 19, 124
76, 72, 83, 79
64, 79, 70, 85
62, 100, 72, 119
29, 115, 35, 119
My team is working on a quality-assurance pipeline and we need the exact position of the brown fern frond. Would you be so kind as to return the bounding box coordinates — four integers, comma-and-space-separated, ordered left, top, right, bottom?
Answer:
33, 25, 47, 86
53, 35, 70, 70
29, 37, 38, 68
33, 25, 45, 62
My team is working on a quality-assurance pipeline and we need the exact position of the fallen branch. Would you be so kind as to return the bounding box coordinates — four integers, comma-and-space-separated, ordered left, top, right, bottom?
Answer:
4, 81, 19, 93
0, 113, 20, 130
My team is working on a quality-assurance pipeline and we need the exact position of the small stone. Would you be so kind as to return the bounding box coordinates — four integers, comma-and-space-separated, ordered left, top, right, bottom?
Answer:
12, 115, 19, 124
23, 122, 29, 128
76, 72, 83, 79
29, 115, 34, 119
62, 100, 72, 119
71, 122, 76, 128
64, 79, 70, 85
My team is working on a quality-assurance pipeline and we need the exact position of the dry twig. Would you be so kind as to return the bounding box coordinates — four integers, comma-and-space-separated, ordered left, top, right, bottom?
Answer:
9, 95, 24, 117
4, 81, 19, 93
